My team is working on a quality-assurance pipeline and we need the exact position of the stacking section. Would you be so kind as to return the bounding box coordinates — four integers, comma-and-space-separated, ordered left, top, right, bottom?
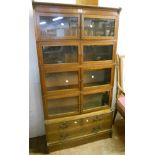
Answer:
33, 2, 121, 152
45, 109, 112, 152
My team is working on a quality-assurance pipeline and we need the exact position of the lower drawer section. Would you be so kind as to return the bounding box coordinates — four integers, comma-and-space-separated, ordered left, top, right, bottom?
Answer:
46, 111, 112, 133
48, 129, 112, 152
45, 109, 112, 152
47, 120, 111, 142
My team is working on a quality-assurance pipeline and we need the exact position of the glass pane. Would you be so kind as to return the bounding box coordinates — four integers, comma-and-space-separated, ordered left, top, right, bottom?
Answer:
48, 96, 78, 115
42, 46, 78, 64
45, 71, 78, 91
83, 69, 111, 87
40, 16, 78, 38
84, 45, 113, 61
83, 92, 109, 110
84, 18, 115, 37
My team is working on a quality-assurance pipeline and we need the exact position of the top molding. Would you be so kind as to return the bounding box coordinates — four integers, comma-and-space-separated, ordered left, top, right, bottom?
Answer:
32, 2, 122, 14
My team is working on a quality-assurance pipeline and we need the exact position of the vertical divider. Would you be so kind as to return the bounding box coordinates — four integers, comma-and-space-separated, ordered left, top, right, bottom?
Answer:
108, 90, 113, 107
111, 65, 115, 87
80, 67, 83, 113
80, 92, 83, 114
78, 95, 81, 114
80, 68, 83, 113
80, 13, 82, 40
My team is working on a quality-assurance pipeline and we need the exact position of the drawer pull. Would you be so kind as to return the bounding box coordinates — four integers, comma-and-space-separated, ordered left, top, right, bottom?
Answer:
97, 115, 103, 120
59, 122, 69, 129
93, 116, 98, 122
74, 121, 78, 124
92, 126, 102, 133
79, 119, 84, 126
93, 115, 103, 122
59, 133, 69, 141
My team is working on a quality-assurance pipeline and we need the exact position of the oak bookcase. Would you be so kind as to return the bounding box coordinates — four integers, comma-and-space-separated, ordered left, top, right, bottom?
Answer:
33, 2, 121, 152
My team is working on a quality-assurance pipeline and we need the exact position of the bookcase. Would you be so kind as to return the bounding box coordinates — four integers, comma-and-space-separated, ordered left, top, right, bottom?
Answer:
33, 2, 121, 152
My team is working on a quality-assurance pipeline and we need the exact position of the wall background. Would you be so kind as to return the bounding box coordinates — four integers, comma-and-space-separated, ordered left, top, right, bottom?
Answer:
29, 0, 126, 138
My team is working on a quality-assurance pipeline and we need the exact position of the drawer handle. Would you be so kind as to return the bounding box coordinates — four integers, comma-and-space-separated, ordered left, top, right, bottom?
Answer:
79, 119, 84, 126
93, 116, 98, 122
59, 133, 69, 141
92, 126, 102, 133
59, 122, 69, 129
97, 115, 103, 120
93, 115, 103, 122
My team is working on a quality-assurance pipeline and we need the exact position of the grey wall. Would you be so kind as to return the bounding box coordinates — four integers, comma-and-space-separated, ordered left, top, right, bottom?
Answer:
29, 4, 45, 138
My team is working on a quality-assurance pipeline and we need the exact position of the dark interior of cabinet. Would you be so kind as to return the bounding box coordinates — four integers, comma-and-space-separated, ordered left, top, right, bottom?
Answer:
42, 46, 78, 64
45, 71, 79, 91
84, 18, 115, 36
84, 45, 113, 61
40, 16, 78, 37
83, 92, 109, 110
83, 68, 111, 87
48, 96, 79, 115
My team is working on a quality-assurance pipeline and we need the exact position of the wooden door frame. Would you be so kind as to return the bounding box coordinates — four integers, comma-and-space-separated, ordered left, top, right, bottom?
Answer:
37, 41, 81, 68
80, 40, 117, 65
81, 14, 118, 40
44, 92, 81, 119
35, 12, 80, 41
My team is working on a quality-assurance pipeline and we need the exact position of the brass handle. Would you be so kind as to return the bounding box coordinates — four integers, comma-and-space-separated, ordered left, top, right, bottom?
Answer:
59, 122, 69, 129
93, 115, 103, 122
92, 126, 102, 133
59, 133, 69, 141
79, 119, 84, 126
93, 116, 99, 122
92, 127, 99, 133
97, 115, 103, 121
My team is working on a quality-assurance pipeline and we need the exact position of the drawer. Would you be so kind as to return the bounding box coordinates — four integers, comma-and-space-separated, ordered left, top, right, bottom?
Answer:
45, 110, 113, 144
47, 120, 112, 143
47, 129, 112, 152
46, 112, 112, 134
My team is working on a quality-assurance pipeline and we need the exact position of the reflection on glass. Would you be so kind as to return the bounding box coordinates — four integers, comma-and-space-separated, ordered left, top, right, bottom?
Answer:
42, 46, 78, 64
84, 18, 115, 37
45, 71, 78, 91
48, 97, 78, 115
83, 92, 109, 110
83, 69, 111, 87
84, 45, 113, 61
40, 16, 78, 38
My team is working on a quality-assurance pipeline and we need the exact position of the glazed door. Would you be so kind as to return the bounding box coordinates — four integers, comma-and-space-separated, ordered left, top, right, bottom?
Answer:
43, 70, 80, 93
83, 68, 111, 87
38, 42, 80, 66
81, 65, 114, 91
45, 93, 80, 118
81, 41, 116, 65
82, 91, 111, 112
82, 15, 117, 39
37, 13, 80, 40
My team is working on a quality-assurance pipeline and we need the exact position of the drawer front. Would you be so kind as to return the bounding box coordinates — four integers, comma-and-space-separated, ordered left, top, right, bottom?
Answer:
47, 121, 112, 143
46, 112, 112, 133
48, 130, 112, 152
46, 112, 112, 143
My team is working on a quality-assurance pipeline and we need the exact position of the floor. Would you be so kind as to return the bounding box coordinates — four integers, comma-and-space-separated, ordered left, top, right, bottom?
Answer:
29, 113, 125, 155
